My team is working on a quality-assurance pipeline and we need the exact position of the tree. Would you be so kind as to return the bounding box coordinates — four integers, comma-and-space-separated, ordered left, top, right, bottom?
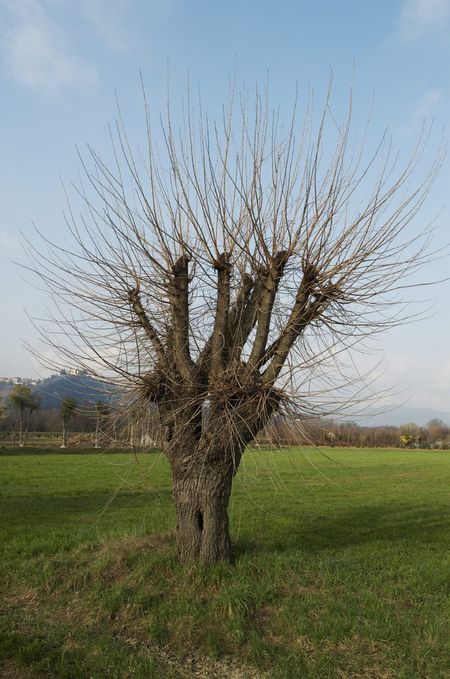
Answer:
426, 418, 449, 444
27, 84, 439, 563
399, 432, 414, 448
60, 397, 77, 448
9, 384, 39, 447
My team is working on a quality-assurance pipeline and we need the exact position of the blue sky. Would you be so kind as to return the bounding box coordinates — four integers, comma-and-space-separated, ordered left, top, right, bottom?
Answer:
0, 0, 449, 411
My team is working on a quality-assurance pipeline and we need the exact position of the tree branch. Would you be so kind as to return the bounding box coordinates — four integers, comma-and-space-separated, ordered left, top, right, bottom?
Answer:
197, 267, 253, 375
262, 264, 338, 383
128, 284, 167, 364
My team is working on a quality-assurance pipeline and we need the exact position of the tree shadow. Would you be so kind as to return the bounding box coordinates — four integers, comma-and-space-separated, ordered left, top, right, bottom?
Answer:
0, 447, 153, 456
1, 489, 174, 530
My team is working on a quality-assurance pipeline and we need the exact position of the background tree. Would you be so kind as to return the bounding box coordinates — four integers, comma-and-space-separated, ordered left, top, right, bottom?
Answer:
399, 422, 421, 448
426, 418, 449, 445
8, 385, 39, 447
27, 84, 440, 563
399, 432, 414, 448
60, 397, 77, 448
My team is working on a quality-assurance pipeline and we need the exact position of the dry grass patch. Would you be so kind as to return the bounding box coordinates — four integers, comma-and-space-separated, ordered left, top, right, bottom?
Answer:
0, 659, 35, 679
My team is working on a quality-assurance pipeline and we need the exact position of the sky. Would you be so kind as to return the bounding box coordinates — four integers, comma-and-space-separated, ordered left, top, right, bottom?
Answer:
0, 0, 449, 412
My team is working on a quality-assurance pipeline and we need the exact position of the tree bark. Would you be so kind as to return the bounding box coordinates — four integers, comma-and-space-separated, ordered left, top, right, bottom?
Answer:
171, 463, 234, 565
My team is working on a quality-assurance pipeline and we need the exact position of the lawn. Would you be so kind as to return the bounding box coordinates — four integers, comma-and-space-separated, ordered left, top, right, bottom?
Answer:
1, 447, 449, 678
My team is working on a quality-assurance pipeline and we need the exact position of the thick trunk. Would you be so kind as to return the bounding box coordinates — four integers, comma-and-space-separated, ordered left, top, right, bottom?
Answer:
166, 391, 277, 565
171, 464, 234, 565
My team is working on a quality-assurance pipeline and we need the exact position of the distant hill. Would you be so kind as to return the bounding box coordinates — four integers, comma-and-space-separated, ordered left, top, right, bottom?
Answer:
358, 406, 450, 428
32, 374, 116, 410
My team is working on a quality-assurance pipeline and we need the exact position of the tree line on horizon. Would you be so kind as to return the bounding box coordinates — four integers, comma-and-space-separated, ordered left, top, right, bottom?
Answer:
0, 385, 448, 450
0, 385, 112, 448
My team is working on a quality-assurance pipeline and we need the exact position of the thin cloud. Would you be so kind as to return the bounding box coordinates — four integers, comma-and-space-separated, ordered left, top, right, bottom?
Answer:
399, 0, 450, 40
0, 0, 97, 89
399, 89, 443, 135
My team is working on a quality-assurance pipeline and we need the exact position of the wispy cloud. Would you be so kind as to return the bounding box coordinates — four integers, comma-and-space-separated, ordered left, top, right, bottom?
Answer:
399, 88, 443, 135
399, 0, 450, 40
0, 0, 97, 89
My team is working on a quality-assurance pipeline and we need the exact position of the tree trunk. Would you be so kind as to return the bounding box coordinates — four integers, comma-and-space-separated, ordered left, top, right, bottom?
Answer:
19, 408, 25, 448
61, 421, 67, 448
171, 463, 234, 565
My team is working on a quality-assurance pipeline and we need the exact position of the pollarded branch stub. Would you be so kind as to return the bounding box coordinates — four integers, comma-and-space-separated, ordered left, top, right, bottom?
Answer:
171, 255, 191, 276
170, 255, 190, 310
272, 250, 290, 272
240, 270, 254, 290
301, 261, 319, 285
213, 252, 231, 272
254, 250, 289, 290
127, 286, 139, 304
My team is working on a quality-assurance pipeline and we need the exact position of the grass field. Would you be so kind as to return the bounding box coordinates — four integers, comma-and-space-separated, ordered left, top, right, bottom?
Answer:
1, 446, 449, 678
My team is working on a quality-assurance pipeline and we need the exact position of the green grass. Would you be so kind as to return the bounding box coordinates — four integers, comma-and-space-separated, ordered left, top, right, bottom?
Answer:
1, 447, 449, 678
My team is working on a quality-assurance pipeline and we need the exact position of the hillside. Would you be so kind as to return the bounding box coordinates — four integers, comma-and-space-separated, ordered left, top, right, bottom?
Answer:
32, 374, 116, 409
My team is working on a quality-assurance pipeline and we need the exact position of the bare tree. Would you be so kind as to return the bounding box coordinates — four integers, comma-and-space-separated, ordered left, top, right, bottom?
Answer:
426, 418, 449, 444
25, 83, 440, 563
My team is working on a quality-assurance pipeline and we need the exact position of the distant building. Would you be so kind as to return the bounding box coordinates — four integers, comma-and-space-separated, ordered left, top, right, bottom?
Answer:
60, 368, 90, 377
0, 376, 39, 386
